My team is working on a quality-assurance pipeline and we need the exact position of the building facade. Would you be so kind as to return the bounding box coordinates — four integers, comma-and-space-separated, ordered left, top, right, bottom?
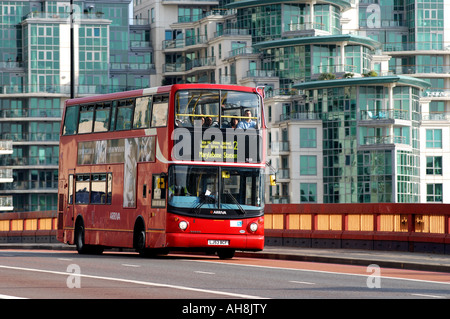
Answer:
0, 0, 153, 212
135, 0, 450, 204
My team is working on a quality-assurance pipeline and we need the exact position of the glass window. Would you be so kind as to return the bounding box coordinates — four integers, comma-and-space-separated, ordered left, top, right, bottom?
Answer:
133, 96, 151, 129
300, 183, 317, 202
427, 184, 443, 202
93, 102, 111, 132
115, 99, 134, 130
426, 156, 442, 175
168, 165, 263, 214
63, 105, 79, 135
68, 174, 74, 204
300, 155, 317, 175
426, 129, 442, 148
300, 128, 317, 148
78, 105, 94, 134
75, 174, 90, 204
151, 95, 168, 127
90, 173, 107, 204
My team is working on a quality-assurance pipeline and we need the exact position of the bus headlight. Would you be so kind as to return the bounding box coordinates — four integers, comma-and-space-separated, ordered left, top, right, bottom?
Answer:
179, 221, 188, 231
249, 222, 258, 232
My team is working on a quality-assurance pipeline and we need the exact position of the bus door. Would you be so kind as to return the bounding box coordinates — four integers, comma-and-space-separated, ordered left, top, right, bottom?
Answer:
149, 172, 167, 247
137, 165, 166, 247
65, 173, 75, 228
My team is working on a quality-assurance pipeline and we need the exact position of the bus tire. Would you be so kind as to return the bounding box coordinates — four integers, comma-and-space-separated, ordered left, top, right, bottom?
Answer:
75, 223, 87, 254
217, 249, 235, 259
75, 221, 103, 255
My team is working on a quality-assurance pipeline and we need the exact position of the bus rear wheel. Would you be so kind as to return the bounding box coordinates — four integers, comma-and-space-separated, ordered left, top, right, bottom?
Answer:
217, 249, 235, 259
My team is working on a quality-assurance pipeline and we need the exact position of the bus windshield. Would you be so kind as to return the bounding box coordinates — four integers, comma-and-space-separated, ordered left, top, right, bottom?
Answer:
168, 165, 263, 215
175, 90, 261, 129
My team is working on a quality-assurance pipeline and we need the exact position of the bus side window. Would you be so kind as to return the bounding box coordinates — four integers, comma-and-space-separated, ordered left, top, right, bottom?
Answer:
68, 174, 74, 204
93, 102, 111, 132
75, 174, 90, 204
115, 99, 135, 131
151, 95, 168, 127
151, 174, 166, 207
63, 105, 79, 135
133, 96, 151, 129
78, 105, 95, 134
107, 173, 112, 204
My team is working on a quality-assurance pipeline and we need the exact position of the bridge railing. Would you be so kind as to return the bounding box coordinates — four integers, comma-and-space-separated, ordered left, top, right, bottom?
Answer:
0, 211, 58, 244
264, 203, 450, 253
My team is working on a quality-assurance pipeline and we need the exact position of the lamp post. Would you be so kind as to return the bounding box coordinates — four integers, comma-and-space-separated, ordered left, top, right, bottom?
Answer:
70, 0, 75, 99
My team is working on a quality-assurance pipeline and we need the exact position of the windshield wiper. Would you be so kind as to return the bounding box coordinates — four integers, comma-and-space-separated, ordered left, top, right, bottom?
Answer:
225, 190, 246, 215
193, 193, 217, 215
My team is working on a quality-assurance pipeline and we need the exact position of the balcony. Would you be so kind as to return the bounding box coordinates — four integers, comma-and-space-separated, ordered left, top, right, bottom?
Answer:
162, 35, 207, 51
0, 140, 13, 155
186, 57, 216, 72
279, 112, 322, 122
271, 141, 290, 155
0, 169, 13, 183
361, 135, 407, 146
276, 168, 290, 180
245, 69, 278, 78
359, 109, 409, 121
227, 46, 259, 59
0, 195, 13, 211
422, 113, 450, 121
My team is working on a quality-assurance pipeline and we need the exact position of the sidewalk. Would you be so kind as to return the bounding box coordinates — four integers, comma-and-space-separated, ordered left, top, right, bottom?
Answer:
1, 243, 449, 273
238, 246, 450, 273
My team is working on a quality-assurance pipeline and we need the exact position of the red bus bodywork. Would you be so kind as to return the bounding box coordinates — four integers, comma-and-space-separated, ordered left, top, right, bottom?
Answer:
57, 84, 266, 258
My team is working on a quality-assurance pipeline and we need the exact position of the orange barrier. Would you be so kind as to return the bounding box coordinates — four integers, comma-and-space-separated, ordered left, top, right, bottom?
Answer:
264, 203, 450, 253
0, 211, 58, 244
1, 204, 450, 253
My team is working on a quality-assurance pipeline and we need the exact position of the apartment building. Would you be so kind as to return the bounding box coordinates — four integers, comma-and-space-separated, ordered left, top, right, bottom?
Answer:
0, 0, 153, 212
135, 0, 450, 204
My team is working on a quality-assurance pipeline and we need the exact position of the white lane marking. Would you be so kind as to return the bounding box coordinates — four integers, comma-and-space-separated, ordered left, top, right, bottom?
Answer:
411, 293, 446, 299
194, 271, 215, 275
0, 264, 266, 299
122, 264, 141, 268
188, 259, 450, 286
289, 280, 315, 285
58, 258, 73, 261
0, 294, 28, 299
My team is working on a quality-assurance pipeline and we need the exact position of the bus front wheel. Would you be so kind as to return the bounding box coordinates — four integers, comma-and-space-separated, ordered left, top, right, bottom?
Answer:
217, 249, 235, 259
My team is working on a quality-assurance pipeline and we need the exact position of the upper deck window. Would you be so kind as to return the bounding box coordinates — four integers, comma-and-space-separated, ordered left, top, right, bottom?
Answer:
175, 90, 261, 129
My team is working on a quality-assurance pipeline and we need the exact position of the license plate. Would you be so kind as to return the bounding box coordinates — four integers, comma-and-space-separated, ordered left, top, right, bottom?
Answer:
208, 240, 229, 246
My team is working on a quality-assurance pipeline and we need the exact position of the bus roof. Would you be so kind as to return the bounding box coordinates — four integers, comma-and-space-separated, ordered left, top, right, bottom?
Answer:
65, 84, 259, 106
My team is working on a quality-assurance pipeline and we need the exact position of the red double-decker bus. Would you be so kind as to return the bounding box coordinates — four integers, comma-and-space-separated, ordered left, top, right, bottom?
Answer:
57, 84, 267, 259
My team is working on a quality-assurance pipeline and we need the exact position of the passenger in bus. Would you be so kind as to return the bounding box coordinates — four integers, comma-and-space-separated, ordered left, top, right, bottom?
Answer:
230, 118, 239, 129
237, 109, 256, 129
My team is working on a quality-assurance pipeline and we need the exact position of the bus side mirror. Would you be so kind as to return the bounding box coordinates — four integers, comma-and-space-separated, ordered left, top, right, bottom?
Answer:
270, 174, 276, 186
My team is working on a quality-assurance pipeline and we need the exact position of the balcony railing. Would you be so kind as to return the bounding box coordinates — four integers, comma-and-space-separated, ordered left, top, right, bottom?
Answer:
360, 109, 409, 121
362, 135, 407, 145
0, 195, 13, 210
186, 57, 216, 71
246, 69, 278, 78
162, 35, 207, 50
276, 168, 290, 180
228, 46, 259, 58
0, 109, 61, 118
271, 141, 290, 154
422, 113, 450, 121
279, 112, 322, 122
0, 140, 13, 153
